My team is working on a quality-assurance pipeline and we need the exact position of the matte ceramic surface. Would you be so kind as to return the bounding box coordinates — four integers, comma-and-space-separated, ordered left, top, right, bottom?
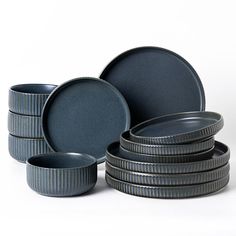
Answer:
130, 111, 224, 144
106, 141, 230, 173
100, 47, 205, 126
106, 172, 229, 199
8, 134, 51, 163
27, 153, 97, 197
8, 111, 43, 138
42, 77, 130, 164
119, 143, 214, 163
106, 161, 229, 185
120, 131, 215, 155
9, 84, 57, 116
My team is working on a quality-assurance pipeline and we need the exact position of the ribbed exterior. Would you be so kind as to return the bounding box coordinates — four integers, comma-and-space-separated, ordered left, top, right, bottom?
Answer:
119, 145, 214, 163
106, 141, 230, 174
120, 131, 215, 155
26, 163, 97, 197
106, 161, 230, 186
9, 89, 50, 116
8, 111, 42, 138
130, 111, 224, 145
105, 173, 229, 199
8, 135, 51, 163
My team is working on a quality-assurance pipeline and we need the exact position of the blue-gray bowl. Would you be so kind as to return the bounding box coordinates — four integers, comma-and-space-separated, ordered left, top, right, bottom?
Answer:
26, 152, 97, 197
9, 84, 57, 116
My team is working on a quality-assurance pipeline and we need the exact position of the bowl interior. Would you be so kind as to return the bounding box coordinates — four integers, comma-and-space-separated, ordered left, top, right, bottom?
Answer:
11, 84, 56, 94
28, 153, 96, 169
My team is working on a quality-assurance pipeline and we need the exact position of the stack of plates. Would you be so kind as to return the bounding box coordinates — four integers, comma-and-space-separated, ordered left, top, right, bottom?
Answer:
105, 111, 230, 198
8, 84, 56, 163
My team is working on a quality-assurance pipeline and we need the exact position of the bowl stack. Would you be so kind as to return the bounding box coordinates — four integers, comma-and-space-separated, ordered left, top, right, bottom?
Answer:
105, 111, 230, 198
8, 84, 57, 163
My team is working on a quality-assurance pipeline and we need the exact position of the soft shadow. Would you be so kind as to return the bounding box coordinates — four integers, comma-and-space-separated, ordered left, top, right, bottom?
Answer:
81, 175, 110, 196
98, 163, 105, 171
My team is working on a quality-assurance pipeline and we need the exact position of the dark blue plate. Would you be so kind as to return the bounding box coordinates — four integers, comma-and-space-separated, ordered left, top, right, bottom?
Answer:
42, 77, 130, 164
100, 47, 205, 126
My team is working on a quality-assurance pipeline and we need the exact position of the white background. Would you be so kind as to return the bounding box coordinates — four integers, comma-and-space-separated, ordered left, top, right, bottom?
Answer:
0, 1, 235, 235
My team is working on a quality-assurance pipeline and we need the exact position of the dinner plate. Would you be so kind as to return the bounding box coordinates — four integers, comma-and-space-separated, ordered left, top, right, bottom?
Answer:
106, 172, 229, 198
130, 111, 223, 144
106, 161, 229, 186
119, 143, 214, 163
106, 141, 229, 173
120, 131, 215, 155
42, 77, 130, 164
100, 47, 205, 126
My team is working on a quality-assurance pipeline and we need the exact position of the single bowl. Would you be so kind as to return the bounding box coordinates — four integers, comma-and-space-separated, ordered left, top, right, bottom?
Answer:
26, 153, 97, 197
9, 84, 57, 116
8, 111, 43, 138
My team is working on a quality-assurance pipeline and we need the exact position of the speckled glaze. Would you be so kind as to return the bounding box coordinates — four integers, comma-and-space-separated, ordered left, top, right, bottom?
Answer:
42, 77, 130, 164
100, 47, 205, 126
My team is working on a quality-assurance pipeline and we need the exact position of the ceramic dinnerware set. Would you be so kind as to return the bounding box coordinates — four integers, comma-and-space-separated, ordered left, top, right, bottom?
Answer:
8, 84, 56, 162
105, 112, 230, 198
8, 46, 230, 198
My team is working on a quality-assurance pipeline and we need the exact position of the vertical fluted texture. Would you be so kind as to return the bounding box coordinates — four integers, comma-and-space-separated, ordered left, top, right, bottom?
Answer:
105, 172, 229, 198
8, 112, 43, 138
106, 161, 230, 185
9, 90, 50, 116
120, 132, 215, 155
27, 164, 97, 196
8, 135, 51, 163
105, 142, 230, 174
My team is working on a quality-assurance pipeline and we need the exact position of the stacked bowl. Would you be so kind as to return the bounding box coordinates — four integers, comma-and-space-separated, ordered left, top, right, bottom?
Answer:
8, 84, 57, 163
105, 111, 230, 198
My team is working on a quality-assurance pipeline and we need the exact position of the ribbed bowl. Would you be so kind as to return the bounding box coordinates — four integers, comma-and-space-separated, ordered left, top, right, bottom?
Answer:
8, 111, 43, 138
26, 153, 97, 197
8, 134, 51, 163
9, 84, 57, 116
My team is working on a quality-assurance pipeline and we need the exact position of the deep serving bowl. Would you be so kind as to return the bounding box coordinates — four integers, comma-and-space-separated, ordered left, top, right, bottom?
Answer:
9, 84, 57, 116
26, 152, 97, 197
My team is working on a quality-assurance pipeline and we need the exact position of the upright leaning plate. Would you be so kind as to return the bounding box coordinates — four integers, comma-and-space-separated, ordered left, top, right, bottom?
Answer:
100, 47, 205, 126
130, 111, 224, 144
42, 77, 130, 164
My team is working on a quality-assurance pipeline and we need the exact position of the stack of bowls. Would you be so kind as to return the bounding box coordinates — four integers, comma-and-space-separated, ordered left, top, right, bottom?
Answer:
105, 111, 230, 198
8, 84, 57, 163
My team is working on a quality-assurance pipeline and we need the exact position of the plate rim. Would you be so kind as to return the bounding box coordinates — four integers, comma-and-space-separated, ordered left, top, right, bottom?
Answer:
129, 111, 223, 144
41, 77, 131, 164
100, 46, 206, 124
